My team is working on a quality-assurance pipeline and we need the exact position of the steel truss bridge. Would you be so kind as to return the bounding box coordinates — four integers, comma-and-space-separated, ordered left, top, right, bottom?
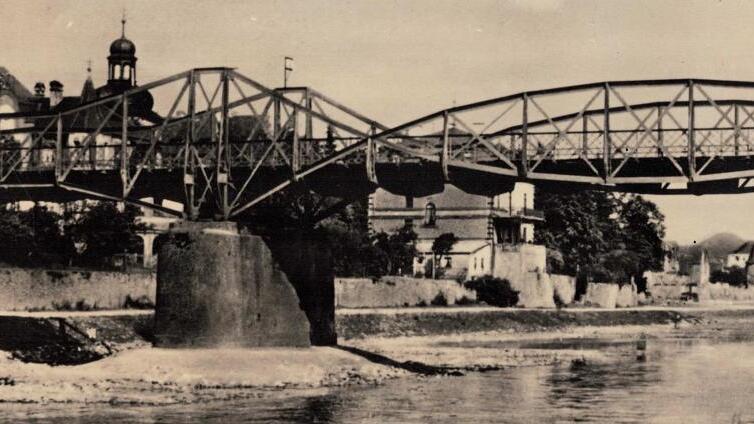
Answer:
2, 68, 754, 220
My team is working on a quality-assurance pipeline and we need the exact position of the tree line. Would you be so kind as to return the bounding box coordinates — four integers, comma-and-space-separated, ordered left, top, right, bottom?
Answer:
0, 202, 145, 269
535, 189, 666, 292
242, 183, 667, 284
0, 186, 667, 284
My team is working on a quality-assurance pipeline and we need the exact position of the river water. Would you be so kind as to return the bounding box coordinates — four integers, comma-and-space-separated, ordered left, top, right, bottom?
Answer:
6, 331, 754, 423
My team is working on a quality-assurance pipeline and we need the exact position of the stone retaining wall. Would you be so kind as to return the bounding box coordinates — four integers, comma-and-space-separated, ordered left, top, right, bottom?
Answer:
507, 273, 577, 308
644, 271, 691, 300
511, 272, 555, 308
552, 274, 577, 305
0, 267, 155, 311
336, 273, 579, 309
616, 284, 639, 308
335, 276, 475, 308
699, 283, 754, 302
583, 283, 619, 308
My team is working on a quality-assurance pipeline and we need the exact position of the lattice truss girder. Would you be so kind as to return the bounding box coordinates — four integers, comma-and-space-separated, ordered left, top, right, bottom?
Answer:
0, 68, 384, 219
5, 74, 754, 219
366, 79, 754, 188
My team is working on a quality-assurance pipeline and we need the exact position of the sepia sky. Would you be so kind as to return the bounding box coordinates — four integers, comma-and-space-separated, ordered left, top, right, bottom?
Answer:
4, 0, 754, 244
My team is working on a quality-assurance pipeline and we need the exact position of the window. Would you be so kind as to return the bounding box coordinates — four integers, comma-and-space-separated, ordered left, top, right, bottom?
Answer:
480, 257, 484, 270
424, 202, 436, 226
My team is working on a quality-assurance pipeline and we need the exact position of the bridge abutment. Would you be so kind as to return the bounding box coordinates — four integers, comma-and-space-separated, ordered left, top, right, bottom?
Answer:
154, 221, 335, 347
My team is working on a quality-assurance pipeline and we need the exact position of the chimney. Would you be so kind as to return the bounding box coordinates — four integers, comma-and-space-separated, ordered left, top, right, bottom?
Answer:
49, 80, 64, 107
33, 82, 45, 97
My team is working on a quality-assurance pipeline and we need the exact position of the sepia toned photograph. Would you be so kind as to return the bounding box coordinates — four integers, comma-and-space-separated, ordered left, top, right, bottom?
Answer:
1, 0, 754, 422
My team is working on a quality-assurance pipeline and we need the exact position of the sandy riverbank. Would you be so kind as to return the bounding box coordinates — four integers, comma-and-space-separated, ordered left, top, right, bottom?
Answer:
0, 347, 412, 404
0, 306, 751, 405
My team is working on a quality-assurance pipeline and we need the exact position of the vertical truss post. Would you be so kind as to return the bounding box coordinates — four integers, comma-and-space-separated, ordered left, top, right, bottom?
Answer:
218, 69, 231, 219
581, 114, 588, 157
520, 94, 528, 177
735, 104, 740, 156
441, 111, 450, 181
273, 97, 281, 140
292, 105, 300, 176
657, 106, 663, 156
366, 128, 377, 184
55, 115, 63, 182
120, 95, 129, 198
687, 80, 696, 180
305, 89, 313, 140
184, 71, 197, 219
603, 84, 611, 180
305, 89, 313, 164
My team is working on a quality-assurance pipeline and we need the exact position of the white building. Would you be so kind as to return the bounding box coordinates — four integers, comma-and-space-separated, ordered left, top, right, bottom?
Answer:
726, 242, 754, 270
370, 181, 544, 280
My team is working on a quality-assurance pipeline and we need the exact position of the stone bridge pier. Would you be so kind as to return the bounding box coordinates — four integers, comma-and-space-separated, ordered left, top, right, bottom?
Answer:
153, 221, 336, 347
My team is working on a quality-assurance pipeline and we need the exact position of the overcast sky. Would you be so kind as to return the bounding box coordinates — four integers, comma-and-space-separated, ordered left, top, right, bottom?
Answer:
4, 0, 754, 244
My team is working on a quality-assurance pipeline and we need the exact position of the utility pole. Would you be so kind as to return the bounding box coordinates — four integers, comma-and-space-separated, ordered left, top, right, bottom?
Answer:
283, 56, 293, 88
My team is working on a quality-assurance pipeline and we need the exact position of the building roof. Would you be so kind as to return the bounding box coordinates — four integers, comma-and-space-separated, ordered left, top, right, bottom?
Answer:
415, 239, 490, 255
0, 67, 33, 99
732, 241, 754, 255
373, 185, 492, 210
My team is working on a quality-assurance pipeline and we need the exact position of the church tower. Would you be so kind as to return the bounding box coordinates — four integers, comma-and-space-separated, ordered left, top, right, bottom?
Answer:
107, 14, 137, 90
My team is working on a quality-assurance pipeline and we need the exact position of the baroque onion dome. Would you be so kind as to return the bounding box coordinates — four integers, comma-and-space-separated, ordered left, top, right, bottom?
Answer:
99, 14, 155, 120
109, 37, 136, 57
106, 14, 138, 89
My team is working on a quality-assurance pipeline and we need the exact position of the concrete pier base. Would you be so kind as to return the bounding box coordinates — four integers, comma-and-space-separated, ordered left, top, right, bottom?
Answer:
154, 222, 322, 348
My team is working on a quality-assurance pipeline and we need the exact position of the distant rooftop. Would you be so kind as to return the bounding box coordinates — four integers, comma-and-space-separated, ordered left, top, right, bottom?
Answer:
731, 241, 754, 255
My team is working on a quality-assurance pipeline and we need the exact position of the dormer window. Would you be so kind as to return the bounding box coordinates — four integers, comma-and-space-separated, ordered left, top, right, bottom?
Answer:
424, 202, 436, 226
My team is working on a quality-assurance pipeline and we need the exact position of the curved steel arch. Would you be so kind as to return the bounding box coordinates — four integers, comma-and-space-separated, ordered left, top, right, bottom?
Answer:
352, 78, 754, 198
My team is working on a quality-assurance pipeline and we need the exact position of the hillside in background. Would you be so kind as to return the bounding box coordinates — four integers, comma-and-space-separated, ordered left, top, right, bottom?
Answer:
677, 232, 745, 273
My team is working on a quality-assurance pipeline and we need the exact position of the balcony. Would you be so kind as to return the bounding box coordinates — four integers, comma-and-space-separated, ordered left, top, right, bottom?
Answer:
492, 207, 545, 221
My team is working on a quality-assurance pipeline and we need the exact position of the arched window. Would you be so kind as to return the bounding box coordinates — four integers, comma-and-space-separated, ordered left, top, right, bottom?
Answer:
424, 202, 436, 226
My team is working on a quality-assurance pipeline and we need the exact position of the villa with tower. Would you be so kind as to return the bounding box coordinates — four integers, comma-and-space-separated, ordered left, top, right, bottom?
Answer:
0, 16, 172, 267
369, 182, 545, 280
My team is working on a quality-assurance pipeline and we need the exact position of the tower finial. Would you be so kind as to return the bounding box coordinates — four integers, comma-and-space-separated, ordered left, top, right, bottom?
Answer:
86, 59, 92, 76
121, 8, 126, 37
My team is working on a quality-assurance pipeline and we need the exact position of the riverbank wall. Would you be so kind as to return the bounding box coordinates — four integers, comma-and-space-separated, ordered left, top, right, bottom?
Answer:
335, 277, 476, 308
335, 307, 688, 339
700, 283, 754, 302
0, 268, 155, 311
644, 271, 754, 303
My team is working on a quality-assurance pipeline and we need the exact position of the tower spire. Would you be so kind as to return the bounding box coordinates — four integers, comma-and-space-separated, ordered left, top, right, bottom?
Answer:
121, 9, 127, 38
86, 58, 92, 76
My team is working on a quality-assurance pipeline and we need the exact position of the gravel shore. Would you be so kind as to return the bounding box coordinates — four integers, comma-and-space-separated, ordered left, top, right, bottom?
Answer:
0, 305, 751, 405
